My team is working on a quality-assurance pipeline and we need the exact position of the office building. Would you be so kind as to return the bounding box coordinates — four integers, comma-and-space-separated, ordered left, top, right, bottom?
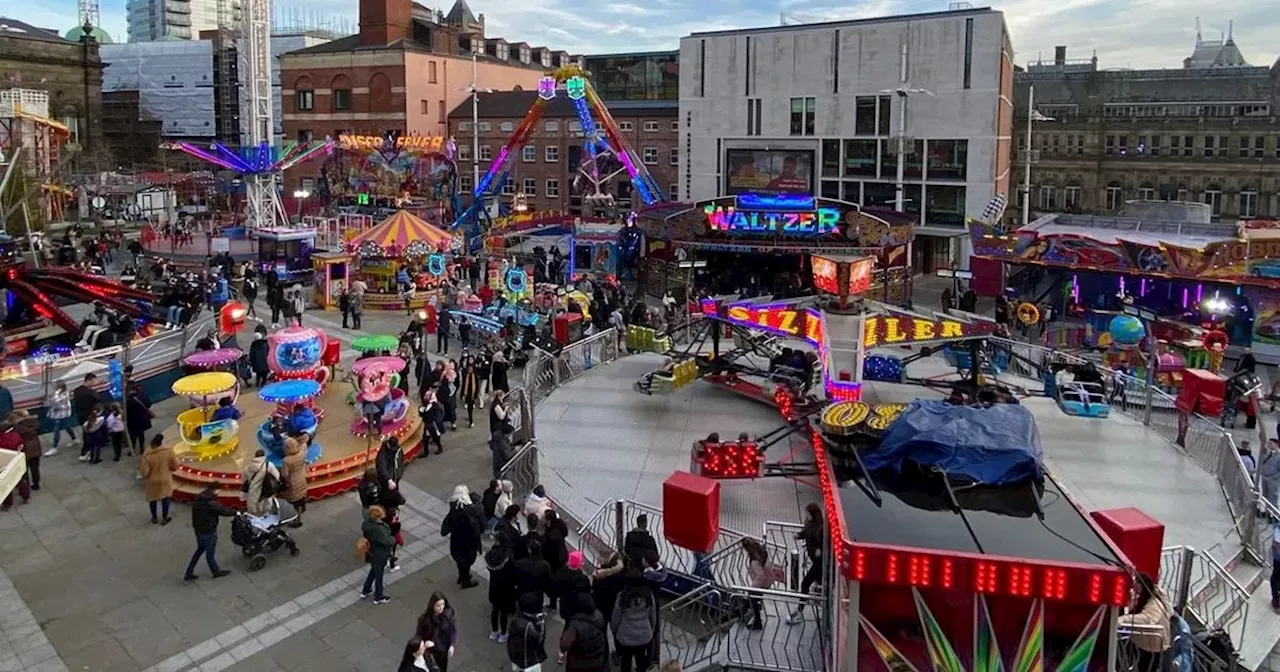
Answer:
1014, 37, 1280, 222
678, 7, 1014, 270
125, 0, 241, 43
583, 50, 678, 101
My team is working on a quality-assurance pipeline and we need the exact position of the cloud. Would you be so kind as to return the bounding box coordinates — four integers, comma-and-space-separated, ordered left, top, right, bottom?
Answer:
9, 0, 1278, 70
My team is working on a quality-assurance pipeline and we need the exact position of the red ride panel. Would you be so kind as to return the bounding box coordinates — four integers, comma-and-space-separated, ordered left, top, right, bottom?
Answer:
1090, 507, 1164, 581
662, 471, 720, 553
1176, 369, 1226, 416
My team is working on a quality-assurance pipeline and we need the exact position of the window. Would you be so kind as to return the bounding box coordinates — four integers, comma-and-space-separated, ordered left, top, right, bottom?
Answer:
1051, 135, 1061, 154
1038, 185, 1056, 209
1177, 187, 1188, 202
545, 120, 559, 132
925, 184, 966, 226
787, 97, 816, 136
333, 88, 351, 111
642, 147, 658, 165
1276, 135, 1280, 158
546, 179, 559, 198
842, 139, 877, 177
671, 121, 679, 132
1105, 183, 1123, 211
457, 144, 471, 160
1241, 190, 1259, 217
1240, 137, 1251, 158
1255, 136, 1265, 158
878, 96, 891, 135
643, 121, 659, 132
1065, 186, 1081, 209
479, 145, 493, 161
523, 178, 537, 196
618, 120, 633, 132
746, 98, 762, 136
1137, 186, 1155, 200
522, 146, 535, 162
500, 122, 514, 133
962, 17, 974, 89
545, 146, 558, 162
1183, 136, 1194, 157
1203, 187, 1222, 216
429, 61, 438, 84
297, 129, 313, 142
501, 176, 515, 196
1105, 135, 1115, 154
569, 121, 582, 133
1150, 135, 1161, 156
1075, 134, 1085, 155
926, 140, 968, 180
420, 99, 429, 115
1117, 136, 1129, 155
1219, 137, 1229, 157
1203, 136, 1215, 157
460, 175, 473, 193
669, 147, 678, 165
459, 121, 472, 132
855, 97, 877, 135
496, 43, 509, 61
1135, 136, 1145, 155
478, 122, 491, 132
438, 100, 445, 122
296, 89, 314, 111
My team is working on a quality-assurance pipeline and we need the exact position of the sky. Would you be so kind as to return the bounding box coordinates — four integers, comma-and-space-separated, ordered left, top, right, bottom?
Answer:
7, 0, 1277, 71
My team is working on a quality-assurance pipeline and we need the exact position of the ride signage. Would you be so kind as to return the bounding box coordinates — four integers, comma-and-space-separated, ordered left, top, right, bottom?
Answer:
339, 134, 446, 152
704, 205, 841, 237
701, 301, 825, 346
862, 314, 995, 347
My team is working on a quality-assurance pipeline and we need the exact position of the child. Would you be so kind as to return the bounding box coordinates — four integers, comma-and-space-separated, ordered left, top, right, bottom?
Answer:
80, 405, 108, 464
106, 403, 127, 461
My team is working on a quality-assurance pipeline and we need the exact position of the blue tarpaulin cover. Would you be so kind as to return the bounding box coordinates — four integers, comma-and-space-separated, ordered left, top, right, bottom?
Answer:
864, 400, 1044, 485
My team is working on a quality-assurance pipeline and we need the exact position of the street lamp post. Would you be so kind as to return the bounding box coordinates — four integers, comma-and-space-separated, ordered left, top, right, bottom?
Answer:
882, 40, 932, 306
1021, 85, 1055, 227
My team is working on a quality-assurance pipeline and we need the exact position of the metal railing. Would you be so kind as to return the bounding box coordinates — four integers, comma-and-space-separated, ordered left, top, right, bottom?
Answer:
658, 583, 731, 672
522, 327, 621, 412
725, 587, 825, 672
1160, 546, 1249, 636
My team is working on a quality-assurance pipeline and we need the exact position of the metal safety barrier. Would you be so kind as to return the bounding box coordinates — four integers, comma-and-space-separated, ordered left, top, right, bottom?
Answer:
1160, 546, 1249, 636
522, 327, 621, 411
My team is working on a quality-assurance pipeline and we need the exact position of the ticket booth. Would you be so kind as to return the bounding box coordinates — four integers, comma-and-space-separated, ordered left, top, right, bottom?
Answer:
312, 252, 352, 309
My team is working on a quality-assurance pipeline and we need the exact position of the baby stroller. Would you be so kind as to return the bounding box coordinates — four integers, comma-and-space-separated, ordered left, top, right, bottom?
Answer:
230, 498, 301, 571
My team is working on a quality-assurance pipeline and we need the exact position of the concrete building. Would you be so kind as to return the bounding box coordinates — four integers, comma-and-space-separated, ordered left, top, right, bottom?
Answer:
678, 7, 1014, 271
1013, 39, 1280, 223
446, 90, 679, 215
0, 18, 104, 151
125, 0, 241, 43
280, 0, 583, 195
583, 50, 678, 101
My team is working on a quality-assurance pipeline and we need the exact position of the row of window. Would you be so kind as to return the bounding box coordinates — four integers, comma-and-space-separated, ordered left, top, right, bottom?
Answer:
458, 119, 677, 134
1036, 102, 1271, 119
754, 95, 894, 138
820, 138, 970, 181
815, 181, 968, 227
1025, 133, 1280, 159
454, 175, 683, 203
1033, 185, 1264, 217
457, 144, 677, 166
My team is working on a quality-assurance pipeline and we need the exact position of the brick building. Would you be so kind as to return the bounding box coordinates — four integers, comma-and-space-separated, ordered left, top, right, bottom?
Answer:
447, 91, 679, 215
0, 18, 104, 151
280, 0, 583, 194
1015, 42, 1280, 222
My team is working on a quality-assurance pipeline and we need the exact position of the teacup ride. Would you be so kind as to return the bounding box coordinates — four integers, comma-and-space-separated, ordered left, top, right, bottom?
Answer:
350, 356, 411, 439
172, 372, 242, 462
350, 334, 401, 356
268, 326, 332, 387
256, 379, 324, 467
183, 347, 243, 374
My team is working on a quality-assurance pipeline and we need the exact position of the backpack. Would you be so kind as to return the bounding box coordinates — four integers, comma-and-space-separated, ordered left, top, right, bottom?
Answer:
485, 542, 510, 571
355, 536, 370, 558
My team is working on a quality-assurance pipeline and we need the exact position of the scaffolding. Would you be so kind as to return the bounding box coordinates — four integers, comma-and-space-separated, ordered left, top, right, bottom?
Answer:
214, 0, 242, 145
0, 89, 72, 226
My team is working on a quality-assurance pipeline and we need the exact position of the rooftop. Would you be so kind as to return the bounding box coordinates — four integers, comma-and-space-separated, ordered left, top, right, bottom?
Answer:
0, 17, 72, 43
447, 90, 677, 119
685, 6, 999, 39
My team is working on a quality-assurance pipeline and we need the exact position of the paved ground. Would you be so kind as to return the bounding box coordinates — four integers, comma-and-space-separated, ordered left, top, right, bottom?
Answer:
0, 307, 529, 672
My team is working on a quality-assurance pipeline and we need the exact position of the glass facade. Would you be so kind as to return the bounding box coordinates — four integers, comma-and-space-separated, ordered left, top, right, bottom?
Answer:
583, 51, 679, 101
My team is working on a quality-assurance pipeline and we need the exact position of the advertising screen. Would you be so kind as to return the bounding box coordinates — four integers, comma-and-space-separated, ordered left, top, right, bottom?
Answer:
724, 149, 815, 195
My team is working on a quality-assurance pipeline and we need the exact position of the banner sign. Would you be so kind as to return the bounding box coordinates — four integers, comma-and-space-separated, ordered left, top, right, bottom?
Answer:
338, 134, 447, 152
862, 314, 994, 347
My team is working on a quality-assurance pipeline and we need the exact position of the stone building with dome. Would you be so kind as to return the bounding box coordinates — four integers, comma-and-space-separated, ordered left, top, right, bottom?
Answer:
0, 17, 104, 150
1012, 33, 1280, 223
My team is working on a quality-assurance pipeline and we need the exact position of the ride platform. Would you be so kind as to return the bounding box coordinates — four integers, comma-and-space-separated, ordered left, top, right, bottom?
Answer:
165, 384, 424, 506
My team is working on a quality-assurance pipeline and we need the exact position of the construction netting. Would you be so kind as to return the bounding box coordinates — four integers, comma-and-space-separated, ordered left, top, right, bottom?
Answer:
101, 41, 217, 139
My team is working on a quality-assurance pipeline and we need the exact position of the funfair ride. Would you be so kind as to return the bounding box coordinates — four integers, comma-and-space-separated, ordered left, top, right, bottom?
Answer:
170, 0, 331, 231
451, 65, 666, 242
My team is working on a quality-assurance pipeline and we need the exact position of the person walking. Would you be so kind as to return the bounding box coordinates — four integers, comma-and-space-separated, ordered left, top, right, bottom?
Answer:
787, 502, 825, 625
490, 349, 510, 393
458, 316, 471, 347
10, 411, 41, 491
351, 289, 364, 330
249, 329, 270, 388
559, 593, 610, 672
290, 286, 306, 326
183, 485, 234, 581
742, 538, 774, 629
458, 353, 481, 428
397, 638, 432, 672
441, 360, 459, 431
359, 504, 395, 604
420, 389, 445, 455
441, 485, 484, 588
280, 435, 309, 528
543, 509, 570, 607
486, 542, 517, 643
140, 434, 178, 524
268, 279, 284, 329
339, 288, 352, 329
126, 384, 154, 457
436, 308, 452, 354
415, 592, 458, 672
242, 273, 258, 319
612, 577, 659, 672
106, 403, 126, 461
44, 381, 76, 456
506, 593, 548, 672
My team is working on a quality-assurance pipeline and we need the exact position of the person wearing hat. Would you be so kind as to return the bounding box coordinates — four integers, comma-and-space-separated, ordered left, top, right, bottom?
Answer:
552, 550, 592, 620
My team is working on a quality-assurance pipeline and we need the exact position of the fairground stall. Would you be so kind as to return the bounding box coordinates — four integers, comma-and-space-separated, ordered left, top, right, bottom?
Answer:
969, 214, 1280, 365
257, 226, 318, 285
634, 194, 914, 305
317, 133, 460, 229
483, 210, 622, 283
317, 209, 461, 310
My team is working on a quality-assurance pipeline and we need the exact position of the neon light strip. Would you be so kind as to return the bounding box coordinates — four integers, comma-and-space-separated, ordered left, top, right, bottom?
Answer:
584, 84, 662, 204
213, 142, 253, 173
277, 141, 330, 172
176, 142, 242, 172
476, 97, 547, 198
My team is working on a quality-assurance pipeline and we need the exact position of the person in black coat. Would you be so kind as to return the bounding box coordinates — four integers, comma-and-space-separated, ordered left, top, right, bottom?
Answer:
551, 550, 592, 620
183, 486, 234, 581
506, 593, 547, 671
125, 385, 153, 457
441, 485, 484, 588
357, 467, 382, 509
512, 538, 553, 605
542, 509, 570, 606
495, 505, 525, 558
486, 543, 517, 641
375, 437, 406, 494
248, 331, 270, 387
623, 514, 659, 562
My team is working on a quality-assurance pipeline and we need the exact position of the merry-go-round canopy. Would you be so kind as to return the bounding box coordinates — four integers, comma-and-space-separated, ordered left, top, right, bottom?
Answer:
348, 210, 457, 258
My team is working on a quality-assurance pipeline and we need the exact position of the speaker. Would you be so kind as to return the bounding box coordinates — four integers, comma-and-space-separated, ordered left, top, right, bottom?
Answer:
527, 334, 564, 357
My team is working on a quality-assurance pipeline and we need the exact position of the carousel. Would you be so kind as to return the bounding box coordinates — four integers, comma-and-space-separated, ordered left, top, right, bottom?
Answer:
312, 210, 462, 311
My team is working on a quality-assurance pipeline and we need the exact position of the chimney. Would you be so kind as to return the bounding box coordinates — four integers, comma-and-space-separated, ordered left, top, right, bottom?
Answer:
1054, 46, 1066, 65
359, 0, 412, 47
